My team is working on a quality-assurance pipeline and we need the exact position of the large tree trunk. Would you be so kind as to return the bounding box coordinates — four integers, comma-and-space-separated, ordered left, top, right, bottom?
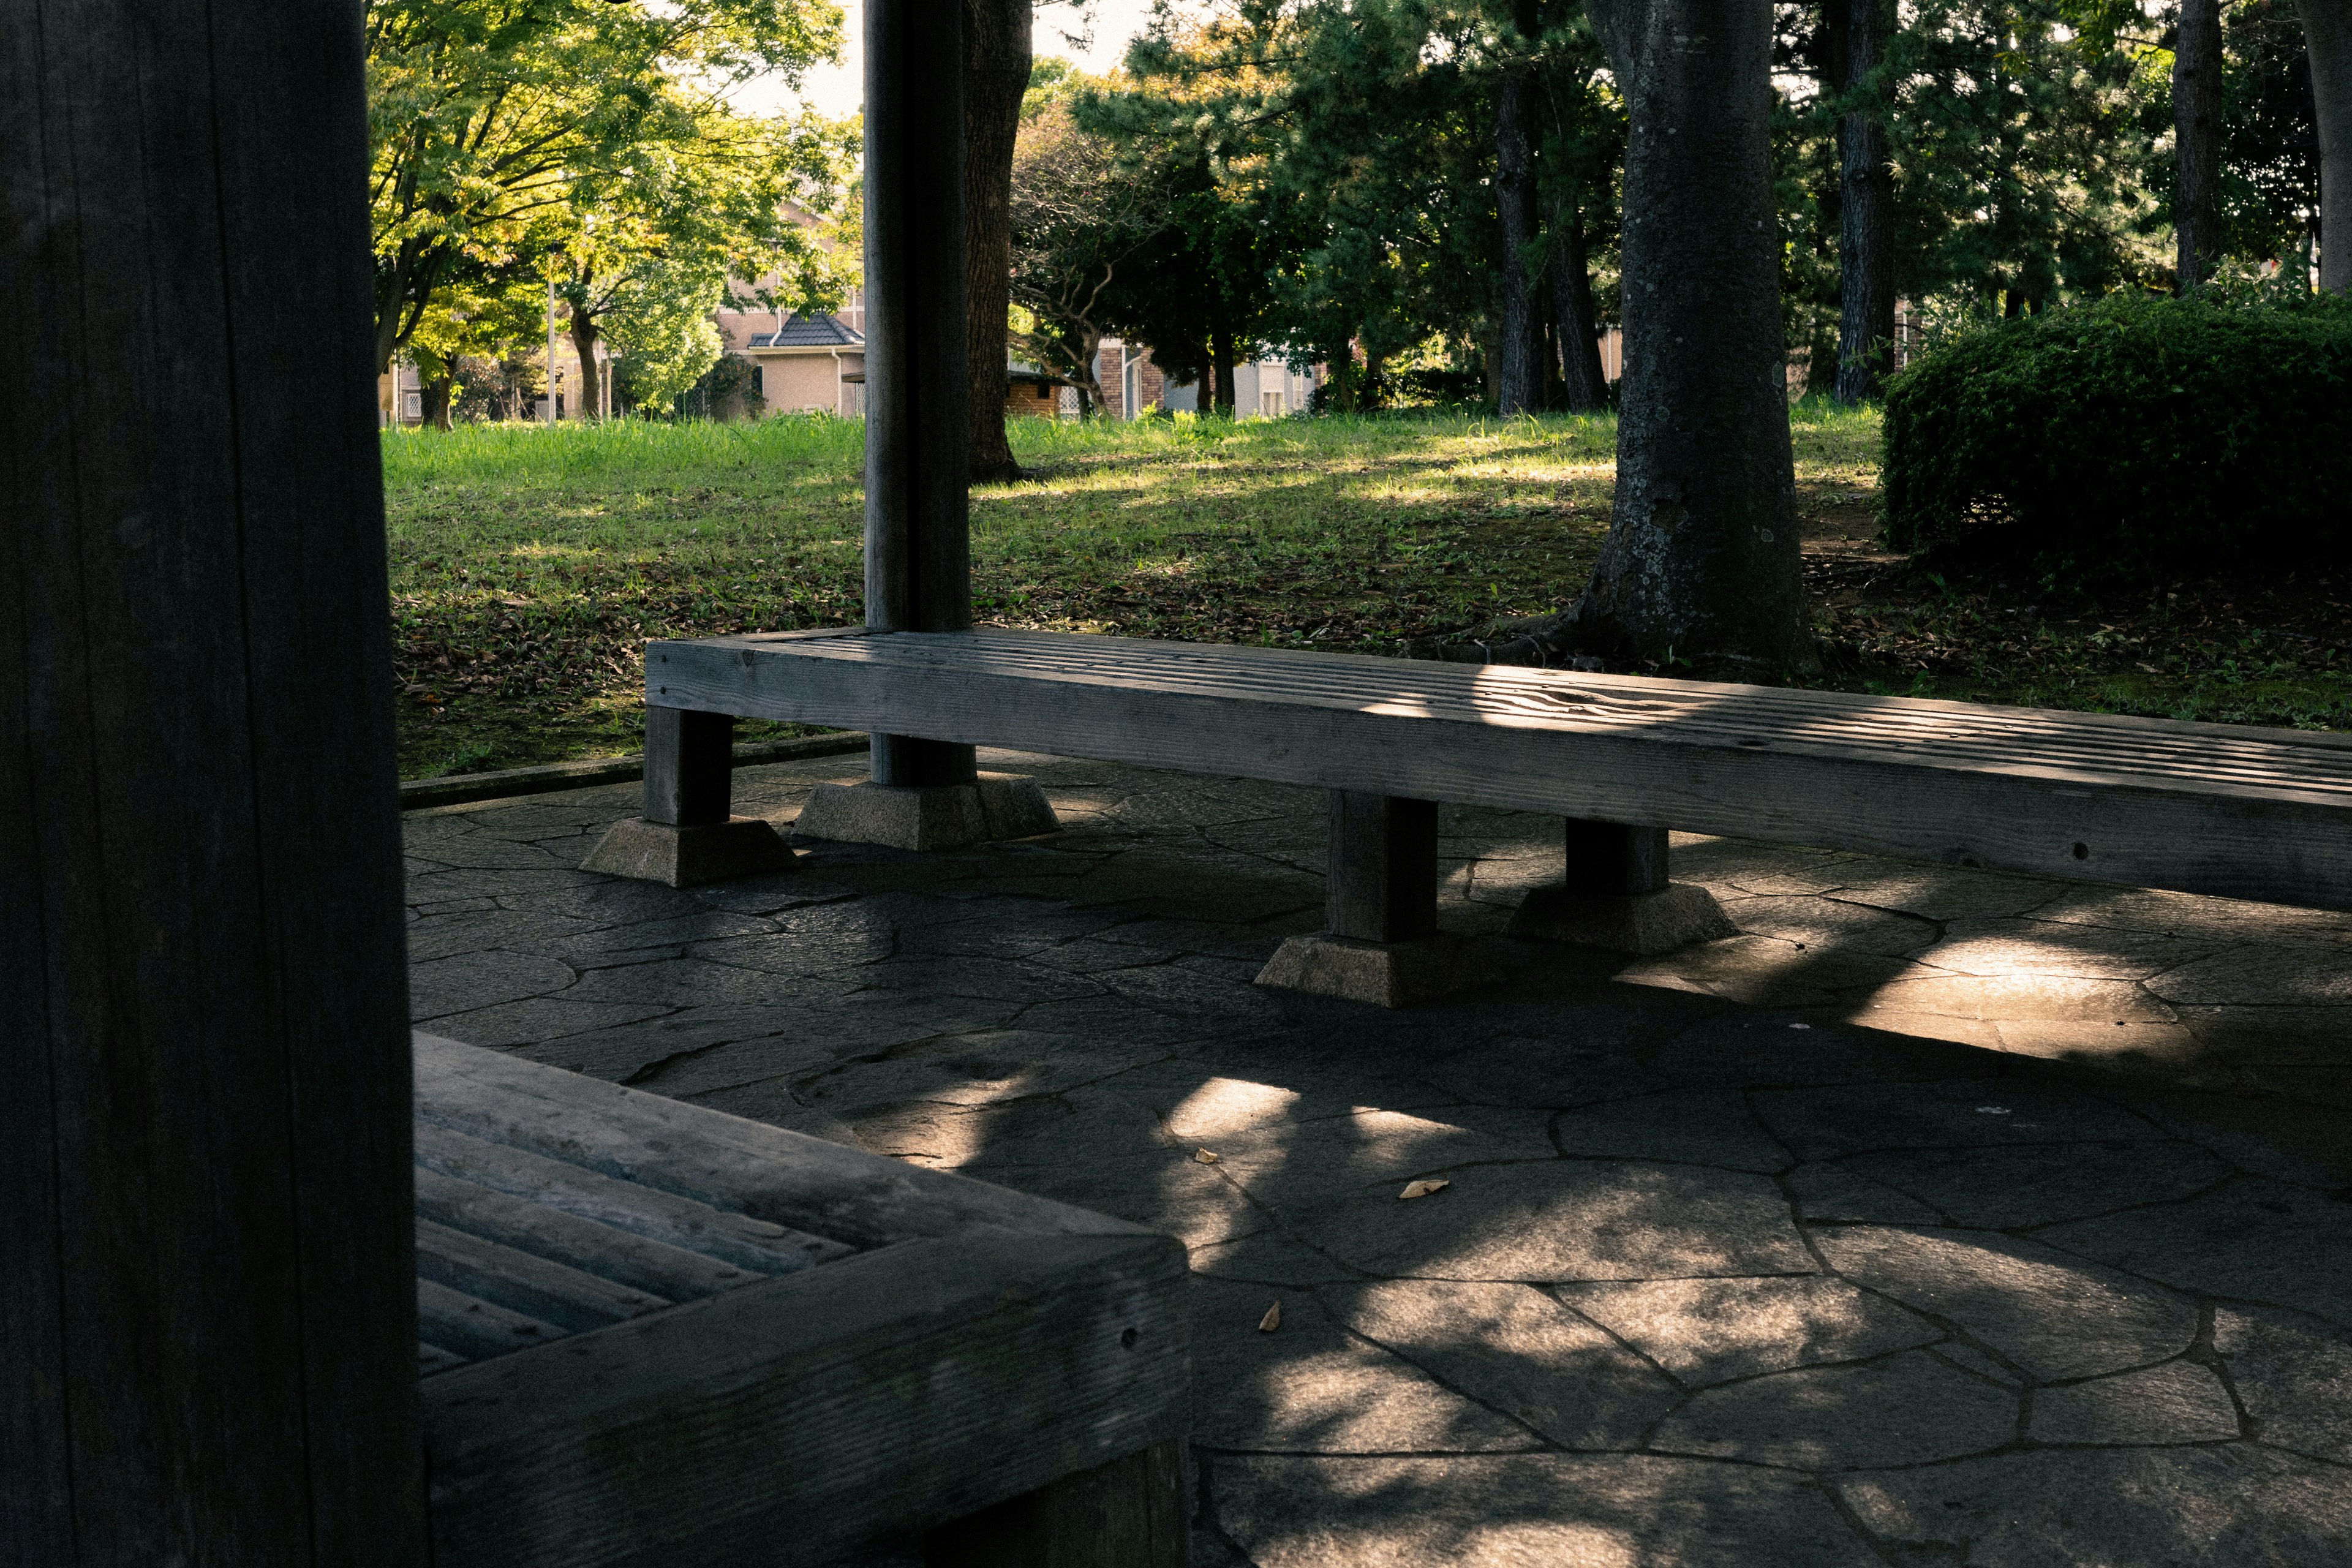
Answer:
2176, 0, 2226, 290
965, 0, 1031, 480
1833, 0, 1895, 400
1494, 43, 1545, 413
1550, 202, 1610, 411
423, 374, 455, 431
1212, 325, 1237, 413
2304, 0, 2351, 291
1561, 0, 1809, 672
568, 312, 603, 421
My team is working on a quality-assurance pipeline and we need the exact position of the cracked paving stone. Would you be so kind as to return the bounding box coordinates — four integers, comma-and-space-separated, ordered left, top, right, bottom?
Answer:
1751, 1077, 2166, 1161
1550, 1089, 1795, 1174
407, 949, 576, 1020
1835, 1446, 2352, 1566
1806, 865, 2062, 922
500, 1006, 796, 1082
1322, 1279, 1681, 1449
1646, 1012, 1979, 1089
1835, 1140, 2235, 1229
519, 910, 780, 967
1810, 1226, 2196, 1381
562, 956, 829, 1012
2027, 884, 2352, 948
2212, 1305, 2352, 1462
2029, 1360, 2239, 1445
1205, 1104, 1558, 1207
2037, 1178, 2352, 1332
1558, 1275, 1940, 1387
1651, 1348, 2015, 1469
1209, 1453, 1882, 1567
404, 907, 599, 963
1917, 916, 2226, 980
396, 829, 576, 870
1717, 894, 1942, 957
2147, 944, 2352, 1006
1785, 1161, 1947, 1224
790, 1029, 1170, 1114
413, 996, 674, 1050
1188, 1278, 1532, 1453
1188, 1231, 1366, 1287
1303, 1160, 1812, 1282
1614, 935, 1923, 1008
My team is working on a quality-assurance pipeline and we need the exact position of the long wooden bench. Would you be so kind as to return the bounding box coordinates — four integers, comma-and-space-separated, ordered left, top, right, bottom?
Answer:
412, 1031, 1189, 1567
603, 627, 2352, 1005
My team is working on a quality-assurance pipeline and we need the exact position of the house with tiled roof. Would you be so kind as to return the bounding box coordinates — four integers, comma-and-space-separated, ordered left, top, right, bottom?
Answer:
715, 279, 866, 418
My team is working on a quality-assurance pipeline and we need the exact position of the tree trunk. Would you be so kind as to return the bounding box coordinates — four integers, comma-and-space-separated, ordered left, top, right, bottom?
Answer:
1494, 55, 1544, 413
2303, 0, 2351, 292
1564, 0, 1809, 673
423, 374, 455, 431
568, 312, 603, 421
965, 0, 1031, 480
1834, 0, 1896, 400
1212, 326, 1237, 413
1550, 203, 1610, 411
2176, 0, 2226, 290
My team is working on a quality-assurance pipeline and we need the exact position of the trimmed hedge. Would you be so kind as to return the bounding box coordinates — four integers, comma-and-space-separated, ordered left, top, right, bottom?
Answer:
1882, 292, 2352, 582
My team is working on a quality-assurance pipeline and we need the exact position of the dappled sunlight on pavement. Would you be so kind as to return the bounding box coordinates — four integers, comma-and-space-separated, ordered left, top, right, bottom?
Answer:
405, 748, 2352, 1566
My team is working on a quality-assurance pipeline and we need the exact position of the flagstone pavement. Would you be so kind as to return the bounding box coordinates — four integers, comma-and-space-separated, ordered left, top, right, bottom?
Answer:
405, 747, 2352, 1567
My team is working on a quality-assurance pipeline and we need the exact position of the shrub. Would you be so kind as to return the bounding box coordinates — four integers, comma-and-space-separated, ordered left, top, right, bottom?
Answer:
1881, 290, 2352, 583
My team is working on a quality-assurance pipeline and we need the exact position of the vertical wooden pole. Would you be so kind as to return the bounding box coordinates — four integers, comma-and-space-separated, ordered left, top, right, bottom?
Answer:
1, 0, 427, 1561
643, 707, 734, 827
864, 0, 979, 791
1325, 792, 1441, 944
1562, 819, 1670, 896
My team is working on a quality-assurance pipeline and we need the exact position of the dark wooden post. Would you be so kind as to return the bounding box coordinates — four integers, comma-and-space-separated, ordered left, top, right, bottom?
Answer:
581, 699, 800, 884
792, 0, 1061, 852
864, 0, 978, 793
1562, 818, 1670, 896
1326, 791, 1441, 943
2, 0, 426, 1559
1254, 793, 1477, 1007
1509, 817, 1735, 953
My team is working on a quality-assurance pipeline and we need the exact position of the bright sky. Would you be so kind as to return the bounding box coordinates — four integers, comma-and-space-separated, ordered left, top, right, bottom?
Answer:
739, 0, 1168, 120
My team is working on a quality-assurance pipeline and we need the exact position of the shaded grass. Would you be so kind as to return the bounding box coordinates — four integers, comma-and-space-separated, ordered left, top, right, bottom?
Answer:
383, 404, 2350, 778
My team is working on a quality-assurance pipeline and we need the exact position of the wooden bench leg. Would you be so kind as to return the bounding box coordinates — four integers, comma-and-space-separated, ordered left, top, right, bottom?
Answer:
1507, 817, 1735, 953
791, 732, 1061, 852
578, 707, 801, 886
922, 1439, 1186, 1568
1254, 791, 1485, 1008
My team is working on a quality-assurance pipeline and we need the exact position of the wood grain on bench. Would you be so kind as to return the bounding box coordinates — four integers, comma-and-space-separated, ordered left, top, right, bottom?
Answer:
649, 628, 2352, 911
411, 1032, 1188, 1566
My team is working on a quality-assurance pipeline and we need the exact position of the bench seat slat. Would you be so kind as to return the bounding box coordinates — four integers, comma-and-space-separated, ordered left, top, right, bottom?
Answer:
414, 1218, 671, 1335
413, 1120, 851, 1276
648, 629, 2352, 910
416, 1031, 1152, 1251
414, 1166, 763, 1303
417, 1277, 565, 1365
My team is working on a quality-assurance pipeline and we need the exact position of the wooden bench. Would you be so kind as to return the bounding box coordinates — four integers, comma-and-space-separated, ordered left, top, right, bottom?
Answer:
412, 1031, 1189, 1567
608, 626, 2352, 1004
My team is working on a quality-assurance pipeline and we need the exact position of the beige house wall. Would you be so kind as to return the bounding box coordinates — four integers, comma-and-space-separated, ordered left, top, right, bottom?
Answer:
752, 349, 861, 415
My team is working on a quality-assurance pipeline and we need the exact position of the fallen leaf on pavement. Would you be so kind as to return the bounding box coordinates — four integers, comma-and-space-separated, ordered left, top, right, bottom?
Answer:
1399, 1178, 1450, 1200
1258, 1301, 1281, 1333
1192, 1148, 1221, 1164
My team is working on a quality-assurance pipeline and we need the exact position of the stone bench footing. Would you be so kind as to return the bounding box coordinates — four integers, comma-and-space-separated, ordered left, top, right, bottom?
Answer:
1507, 882, 1735, 955
1254, 932, 1486, 1009
579, 816, 800, 888
794, 773, 1060, 852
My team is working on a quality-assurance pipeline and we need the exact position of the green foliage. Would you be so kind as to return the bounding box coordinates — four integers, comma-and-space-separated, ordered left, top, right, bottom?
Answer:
1882, 291, 2352, 579
364, 0, 846, 369
605, 263, 729, 411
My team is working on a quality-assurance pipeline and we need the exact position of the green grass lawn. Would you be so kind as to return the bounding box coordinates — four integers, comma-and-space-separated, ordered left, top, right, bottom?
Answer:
384, 408, 2352, 778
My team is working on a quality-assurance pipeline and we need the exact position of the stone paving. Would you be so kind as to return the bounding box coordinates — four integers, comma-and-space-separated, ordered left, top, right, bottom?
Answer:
404, 748, 2352, 1566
